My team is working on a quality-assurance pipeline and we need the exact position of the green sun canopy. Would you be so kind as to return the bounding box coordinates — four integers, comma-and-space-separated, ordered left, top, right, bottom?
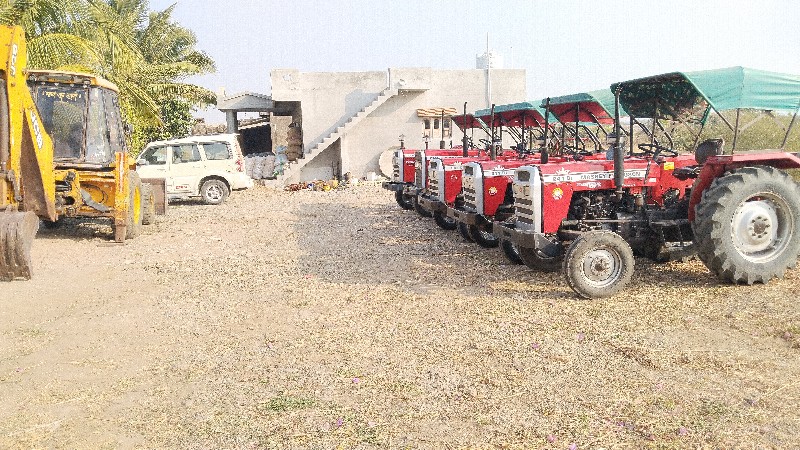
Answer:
474, 101, 555, 127
612, 67, 800, 122
542, 89, 623, 125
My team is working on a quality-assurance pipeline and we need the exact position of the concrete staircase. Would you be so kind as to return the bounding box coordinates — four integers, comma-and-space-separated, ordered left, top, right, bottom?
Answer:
272, 87, 398, 185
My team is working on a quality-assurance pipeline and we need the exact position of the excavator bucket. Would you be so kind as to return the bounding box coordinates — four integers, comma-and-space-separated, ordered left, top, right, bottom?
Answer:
0, 209, 38, 281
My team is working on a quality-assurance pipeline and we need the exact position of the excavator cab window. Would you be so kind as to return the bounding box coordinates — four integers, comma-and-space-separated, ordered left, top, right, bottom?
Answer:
29, 82, 122, 166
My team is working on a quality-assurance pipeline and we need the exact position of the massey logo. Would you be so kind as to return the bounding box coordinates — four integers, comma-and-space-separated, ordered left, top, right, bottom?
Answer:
542, 168, 647, 183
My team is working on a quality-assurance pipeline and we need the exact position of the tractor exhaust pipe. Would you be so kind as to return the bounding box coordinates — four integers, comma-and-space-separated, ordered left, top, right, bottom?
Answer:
489, 103, 497, 160
613, 87, 625, 194
462, 102, 469, 157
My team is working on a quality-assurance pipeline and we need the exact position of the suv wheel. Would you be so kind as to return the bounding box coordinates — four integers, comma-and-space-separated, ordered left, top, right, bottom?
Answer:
201, 179, 229, 205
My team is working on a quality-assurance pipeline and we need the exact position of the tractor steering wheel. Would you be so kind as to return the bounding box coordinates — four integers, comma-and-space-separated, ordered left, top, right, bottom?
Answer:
479, 138, 491, 149
637, 143, 678, 157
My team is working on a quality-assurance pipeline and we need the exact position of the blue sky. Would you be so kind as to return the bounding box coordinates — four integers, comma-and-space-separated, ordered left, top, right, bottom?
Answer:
149, 0, 800, 122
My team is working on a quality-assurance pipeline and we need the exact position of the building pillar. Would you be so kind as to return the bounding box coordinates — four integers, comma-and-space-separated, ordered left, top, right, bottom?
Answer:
226, 111, 239, 134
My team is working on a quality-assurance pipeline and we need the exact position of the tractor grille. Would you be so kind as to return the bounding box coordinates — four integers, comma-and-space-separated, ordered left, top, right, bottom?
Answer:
513, 168, 539, 231
414, 152, 425, 187
392, 150, 402, 181
428, 160, 441, 199
462, 164, 480, 213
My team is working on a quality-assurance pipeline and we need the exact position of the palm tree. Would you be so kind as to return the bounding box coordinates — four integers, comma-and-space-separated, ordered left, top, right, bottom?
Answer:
1, 0, 216, 149
0, 0, 97, 69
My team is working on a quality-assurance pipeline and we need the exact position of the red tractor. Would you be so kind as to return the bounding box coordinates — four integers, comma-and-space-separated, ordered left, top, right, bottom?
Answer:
450, 94, 613, 263
382, 112, 485, 211
495, 67, 800, 298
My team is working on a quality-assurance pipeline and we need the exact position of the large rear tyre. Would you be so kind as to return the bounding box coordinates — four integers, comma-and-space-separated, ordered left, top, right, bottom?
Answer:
563, 231, 635, 299
500, 239, 523, 265
692, 166, 800, 285
457, 222, 473, 242
0, 210, 39, 281
394, 191, 414, 210
518, 245, 563, 272
468, 224, 499, 248
141, 183, 156, 225
412, 195, 432, 218
124, 172, 143, 240
433, 211, 457, 230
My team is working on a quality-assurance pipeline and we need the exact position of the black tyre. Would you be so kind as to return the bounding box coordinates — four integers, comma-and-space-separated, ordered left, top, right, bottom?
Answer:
433, 211, 457, 230
125, 172, 143, 240
42, 219, 62, 229
141, 183, 156, 225
692, 166, 800, 285
500, 239, 523, 264
412, 195, 432, 218
200, 178, 230, 205
563, 230, 635, 299
394, 191, 414, 210
468, 224, 500, 248
518, 245, 563, 272
457, 222, 473, 242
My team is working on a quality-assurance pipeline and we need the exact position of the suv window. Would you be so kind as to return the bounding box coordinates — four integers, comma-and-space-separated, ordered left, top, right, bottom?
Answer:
173, 144, 201, 163
140, 146, 168, 165
204, 142, 231, 160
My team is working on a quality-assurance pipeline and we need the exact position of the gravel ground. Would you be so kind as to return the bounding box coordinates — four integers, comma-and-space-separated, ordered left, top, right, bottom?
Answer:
1, 183, 799, 449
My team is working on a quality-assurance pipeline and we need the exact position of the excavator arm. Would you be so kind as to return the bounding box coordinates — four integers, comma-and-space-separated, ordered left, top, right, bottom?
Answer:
0, 25, 56, 280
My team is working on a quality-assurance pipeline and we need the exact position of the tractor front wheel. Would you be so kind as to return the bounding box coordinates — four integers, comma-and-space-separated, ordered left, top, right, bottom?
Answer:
457, 222, 473, 242
693, 166, 800, 284
518, 245, 562, 272
412, 195, 432, 218
433, 211, 457, 230
468, 225, 499, 248
563, 231, 635, 299
394, 191, 414, 210
500, 239, 523, 264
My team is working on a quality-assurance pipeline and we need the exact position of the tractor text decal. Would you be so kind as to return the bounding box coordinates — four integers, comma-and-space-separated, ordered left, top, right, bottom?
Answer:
542, 169, 646, 183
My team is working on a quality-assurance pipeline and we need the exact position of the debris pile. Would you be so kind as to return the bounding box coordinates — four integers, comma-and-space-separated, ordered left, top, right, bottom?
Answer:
284, 179, 341, 192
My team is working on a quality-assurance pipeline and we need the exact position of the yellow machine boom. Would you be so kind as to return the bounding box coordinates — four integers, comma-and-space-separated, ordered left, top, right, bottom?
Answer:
0, 25, 56, 280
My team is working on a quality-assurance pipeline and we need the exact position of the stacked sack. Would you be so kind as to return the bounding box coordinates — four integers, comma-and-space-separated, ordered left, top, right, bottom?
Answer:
244, 153, 278, 179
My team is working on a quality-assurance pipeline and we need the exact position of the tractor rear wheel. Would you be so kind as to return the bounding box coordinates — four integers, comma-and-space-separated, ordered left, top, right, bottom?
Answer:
500, 239, 523, 264
563, 230, 635, 299
433, 211, 457, 230
518, 245, 562, 272
394, 191, 414, 210
457, 222, 473, 242
412, 195, 432, 217
693, 166, 800, 285
468, 225, 499, 248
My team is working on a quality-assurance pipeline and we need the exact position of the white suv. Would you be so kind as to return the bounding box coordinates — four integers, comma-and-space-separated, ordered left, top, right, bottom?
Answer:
136, 134, 254, 204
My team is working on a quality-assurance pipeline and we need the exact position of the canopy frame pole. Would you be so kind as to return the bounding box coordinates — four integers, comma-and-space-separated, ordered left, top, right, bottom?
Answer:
542, 98, 550, 164
781, 99, 800, 149
731, 108, 741, 152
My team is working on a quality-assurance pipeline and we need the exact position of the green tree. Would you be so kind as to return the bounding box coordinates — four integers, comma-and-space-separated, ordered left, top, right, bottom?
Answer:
0, 0, 216, 154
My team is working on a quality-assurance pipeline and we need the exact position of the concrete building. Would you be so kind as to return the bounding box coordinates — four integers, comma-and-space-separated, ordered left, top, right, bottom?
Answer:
219, 67, 526, 184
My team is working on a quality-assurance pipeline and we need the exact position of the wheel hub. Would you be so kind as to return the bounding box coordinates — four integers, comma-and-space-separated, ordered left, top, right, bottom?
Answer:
732, 199, 779, 255
582, 249, 619, 285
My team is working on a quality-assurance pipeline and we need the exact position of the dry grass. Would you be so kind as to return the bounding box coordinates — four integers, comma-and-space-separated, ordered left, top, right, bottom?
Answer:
1, 184, 798, 448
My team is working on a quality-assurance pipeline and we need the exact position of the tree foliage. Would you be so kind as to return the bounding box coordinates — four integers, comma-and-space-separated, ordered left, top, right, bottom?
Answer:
0, 0, 215, 153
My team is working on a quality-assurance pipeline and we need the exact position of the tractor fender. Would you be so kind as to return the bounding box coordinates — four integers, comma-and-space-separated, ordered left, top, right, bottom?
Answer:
688, 152, 800, 222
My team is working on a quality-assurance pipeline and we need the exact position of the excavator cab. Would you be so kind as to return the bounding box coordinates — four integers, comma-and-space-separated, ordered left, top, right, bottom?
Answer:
27, 71, 126, 167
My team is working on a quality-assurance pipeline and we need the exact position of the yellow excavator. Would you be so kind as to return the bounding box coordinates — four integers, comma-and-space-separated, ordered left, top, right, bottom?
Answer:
0, 25, 154, 280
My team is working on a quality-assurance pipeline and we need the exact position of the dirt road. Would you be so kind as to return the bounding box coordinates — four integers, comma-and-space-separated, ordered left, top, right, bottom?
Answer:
1, 184, 798, 448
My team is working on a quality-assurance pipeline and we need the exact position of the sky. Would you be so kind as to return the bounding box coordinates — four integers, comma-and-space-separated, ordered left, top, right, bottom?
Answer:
148, 0, 800, 122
